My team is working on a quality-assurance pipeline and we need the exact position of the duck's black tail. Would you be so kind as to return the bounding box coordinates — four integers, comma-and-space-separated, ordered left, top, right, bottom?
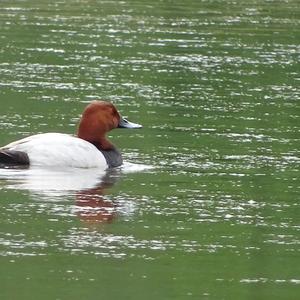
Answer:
0, 150, 30, 165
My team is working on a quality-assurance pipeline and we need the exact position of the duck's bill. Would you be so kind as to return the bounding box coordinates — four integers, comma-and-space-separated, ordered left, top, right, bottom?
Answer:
118, 117, 142, 129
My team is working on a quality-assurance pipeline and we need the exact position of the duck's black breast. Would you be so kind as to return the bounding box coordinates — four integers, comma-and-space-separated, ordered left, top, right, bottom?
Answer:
99, 148, 123, 168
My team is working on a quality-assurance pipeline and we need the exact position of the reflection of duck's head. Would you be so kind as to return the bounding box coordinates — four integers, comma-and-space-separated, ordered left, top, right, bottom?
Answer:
0, 100, 142, 169
76, 188, 117, 224
75, 169, 121, 224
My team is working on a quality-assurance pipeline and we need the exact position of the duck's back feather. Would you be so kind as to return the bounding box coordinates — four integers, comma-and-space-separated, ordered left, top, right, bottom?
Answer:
1, 133, 108, 169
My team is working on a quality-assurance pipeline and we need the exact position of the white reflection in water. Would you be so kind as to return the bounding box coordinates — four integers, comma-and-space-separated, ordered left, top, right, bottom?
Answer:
0, 167, 106, 193
0, 162, 151, 193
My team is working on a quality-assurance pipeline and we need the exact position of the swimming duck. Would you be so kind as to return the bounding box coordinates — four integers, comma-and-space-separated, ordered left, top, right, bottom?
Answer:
0, 100, 142, 169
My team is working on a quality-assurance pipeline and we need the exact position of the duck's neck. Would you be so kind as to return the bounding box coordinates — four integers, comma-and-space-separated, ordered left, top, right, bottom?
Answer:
90, 138, 116, 151
77, 122, 115, 151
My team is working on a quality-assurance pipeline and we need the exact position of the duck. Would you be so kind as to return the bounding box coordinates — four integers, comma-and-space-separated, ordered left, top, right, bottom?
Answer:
0, 100, 142, 169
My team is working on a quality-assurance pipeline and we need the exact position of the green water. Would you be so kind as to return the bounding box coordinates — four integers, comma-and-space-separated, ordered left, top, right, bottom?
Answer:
0, 0, 299, 299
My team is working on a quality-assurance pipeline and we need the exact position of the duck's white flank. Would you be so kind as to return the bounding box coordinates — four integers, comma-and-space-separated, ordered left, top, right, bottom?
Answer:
2, 133, 108, 168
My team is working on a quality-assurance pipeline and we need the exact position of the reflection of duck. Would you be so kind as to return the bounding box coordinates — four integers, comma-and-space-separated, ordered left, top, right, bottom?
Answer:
0, 162, 149, 224
0, 167, 122, 223
0, 101, 142, 169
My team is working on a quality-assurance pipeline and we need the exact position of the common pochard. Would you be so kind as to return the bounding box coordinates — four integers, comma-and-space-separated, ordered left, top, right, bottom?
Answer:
0, 100, 142, 169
